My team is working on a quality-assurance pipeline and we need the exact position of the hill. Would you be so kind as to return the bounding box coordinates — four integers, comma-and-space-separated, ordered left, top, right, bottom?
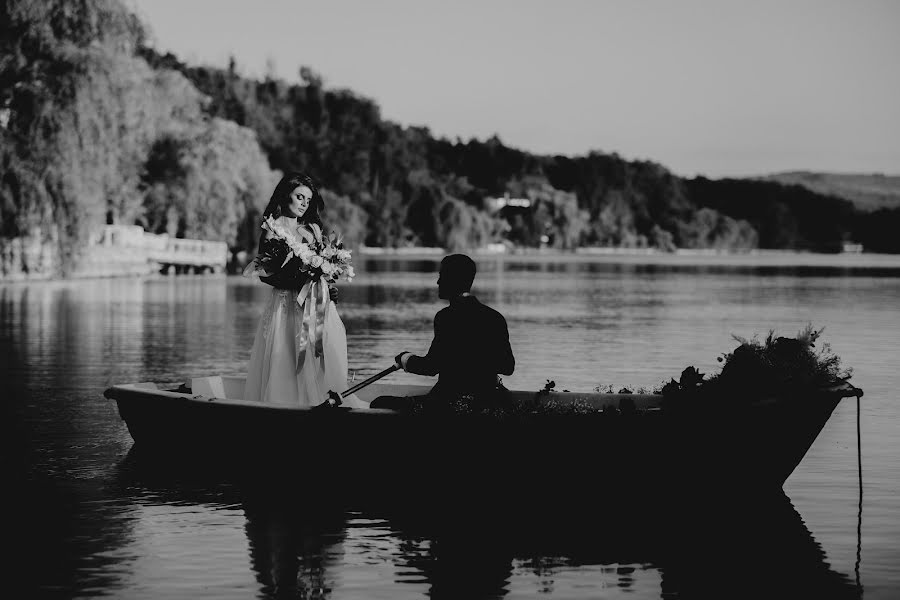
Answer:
758, 172, 900, 212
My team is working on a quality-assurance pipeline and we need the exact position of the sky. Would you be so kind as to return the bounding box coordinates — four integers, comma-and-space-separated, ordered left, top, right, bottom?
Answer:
130, 0, 900, 178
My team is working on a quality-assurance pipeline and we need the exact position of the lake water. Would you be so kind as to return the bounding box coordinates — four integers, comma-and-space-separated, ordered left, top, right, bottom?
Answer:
3, 256, 899, 598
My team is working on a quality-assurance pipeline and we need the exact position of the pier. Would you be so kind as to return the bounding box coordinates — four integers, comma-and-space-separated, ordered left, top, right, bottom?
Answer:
83, 225, 228, 276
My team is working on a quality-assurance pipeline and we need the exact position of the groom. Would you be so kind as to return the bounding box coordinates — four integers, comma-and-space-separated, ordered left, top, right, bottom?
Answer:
371, 253, 515, 411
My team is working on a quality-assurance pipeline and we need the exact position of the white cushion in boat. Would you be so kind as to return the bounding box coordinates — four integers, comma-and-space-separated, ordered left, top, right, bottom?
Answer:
191, 376, 246, 400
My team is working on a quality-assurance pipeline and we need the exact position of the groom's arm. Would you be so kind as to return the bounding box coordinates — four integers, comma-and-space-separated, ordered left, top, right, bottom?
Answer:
495, 314, 515, 376
403, 311, 446, 376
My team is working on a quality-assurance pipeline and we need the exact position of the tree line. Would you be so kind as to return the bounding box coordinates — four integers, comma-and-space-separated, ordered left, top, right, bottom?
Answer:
2, 0, 897, 277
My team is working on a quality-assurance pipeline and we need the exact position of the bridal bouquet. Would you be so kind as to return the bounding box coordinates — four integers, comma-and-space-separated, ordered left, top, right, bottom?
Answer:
253, 216, 355, 285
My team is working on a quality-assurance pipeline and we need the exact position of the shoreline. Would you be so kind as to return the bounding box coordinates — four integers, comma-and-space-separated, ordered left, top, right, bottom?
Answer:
359, 247, 900, 269
4, 248, 900, 284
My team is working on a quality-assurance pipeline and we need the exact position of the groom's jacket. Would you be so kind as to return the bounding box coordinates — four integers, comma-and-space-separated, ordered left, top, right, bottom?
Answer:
405, 295, 514, 399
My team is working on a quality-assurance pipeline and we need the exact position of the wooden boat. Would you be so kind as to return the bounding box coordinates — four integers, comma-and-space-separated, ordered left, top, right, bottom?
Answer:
104, 375, 863, 492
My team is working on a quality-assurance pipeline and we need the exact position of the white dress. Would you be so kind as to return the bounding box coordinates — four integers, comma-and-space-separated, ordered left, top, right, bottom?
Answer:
243, 218, 364, 408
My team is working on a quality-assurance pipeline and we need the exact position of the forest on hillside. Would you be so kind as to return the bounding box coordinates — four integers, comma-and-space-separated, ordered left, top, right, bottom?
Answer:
2, 0, 898, 277
762, 172, 900, 212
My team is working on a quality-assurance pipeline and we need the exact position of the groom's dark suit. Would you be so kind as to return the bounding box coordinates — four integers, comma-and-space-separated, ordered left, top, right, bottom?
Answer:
372, 294, 514, 409
406, 294, 514, 401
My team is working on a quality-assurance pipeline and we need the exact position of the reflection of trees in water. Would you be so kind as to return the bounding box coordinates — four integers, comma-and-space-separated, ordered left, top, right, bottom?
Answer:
0, 277, 229, 393
0, 280, 146, 394
3, 282, 146, 597
139, 278, 230, 380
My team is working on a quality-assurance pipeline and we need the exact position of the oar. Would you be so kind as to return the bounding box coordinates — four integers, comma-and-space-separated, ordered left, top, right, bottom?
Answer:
321, 363, 401, 407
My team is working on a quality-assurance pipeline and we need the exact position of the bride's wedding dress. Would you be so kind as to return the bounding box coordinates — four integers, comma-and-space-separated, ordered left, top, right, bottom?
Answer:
243, 218, 363, 408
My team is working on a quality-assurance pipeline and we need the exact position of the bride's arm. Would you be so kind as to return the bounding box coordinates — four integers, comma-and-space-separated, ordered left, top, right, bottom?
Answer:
249, 227, 308, 289
242, 230, 276, 279
260, 255, 311, 290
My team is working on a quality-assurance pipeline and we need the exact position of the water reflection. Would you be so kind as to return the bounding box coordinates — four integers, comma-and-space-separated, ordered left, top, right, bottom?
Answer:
381, 487, 862, 599
7, 456, 140, 598
243, 492, 348, 599
384, 498, 515, 598
0, 278, 231, 391
4, 264, 897, 598
112, 449, 860, 600
114, 450, 350, 599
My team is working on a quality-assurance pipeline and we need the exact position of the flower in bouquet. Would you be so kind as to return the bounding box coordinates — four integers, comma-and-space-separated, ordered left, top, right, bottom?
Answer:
311, 231, 355, 284
257, 216, 354, 284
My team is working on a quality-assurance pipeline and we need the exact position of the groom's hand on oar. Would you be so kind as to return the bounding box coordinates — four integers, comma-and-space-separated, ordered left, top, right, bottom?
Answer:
395, 351, 412, 371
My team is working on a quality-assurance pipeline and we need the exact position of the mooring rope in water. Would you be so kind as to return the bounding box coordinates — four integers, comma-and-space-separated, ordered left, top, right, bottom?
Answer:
855, 392, 863, 592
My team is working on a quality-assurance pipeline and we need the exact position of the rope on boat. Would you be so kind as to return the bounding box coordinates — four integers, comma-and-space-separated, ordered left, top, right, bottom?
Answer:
855, 391, 863, 593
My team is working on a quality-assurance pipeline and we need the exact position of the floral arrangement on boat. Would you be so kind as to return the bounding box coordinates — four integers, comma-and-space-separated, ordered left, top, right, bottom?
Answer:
251, 217, 354, 288
659, 324, 854, 408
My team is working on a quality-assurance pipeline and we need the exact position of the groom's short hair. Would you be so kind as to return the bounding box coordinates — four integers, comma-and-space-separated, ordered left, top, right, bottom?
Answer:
441, 254, 476, 292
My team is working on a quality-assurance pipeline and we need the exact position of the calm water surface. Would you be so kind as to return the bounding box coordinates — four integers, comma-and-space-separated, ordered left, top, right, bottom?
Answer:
3, 258, 899, 598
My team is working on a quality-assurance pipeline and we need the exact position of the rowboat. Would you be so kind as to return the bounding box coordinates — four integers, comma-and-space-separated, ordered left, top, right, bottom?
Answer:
103, 374, 863, 492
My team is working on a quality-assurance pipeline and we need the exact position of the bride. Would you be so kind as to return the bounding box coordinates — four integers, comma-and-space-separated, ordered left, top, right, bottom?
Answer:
242, 172, 363, 408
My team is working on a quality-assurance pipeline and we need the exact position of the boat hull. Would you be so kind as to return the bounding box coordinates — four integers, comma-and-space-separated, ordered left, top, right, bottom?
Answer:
104, 379, 860, 491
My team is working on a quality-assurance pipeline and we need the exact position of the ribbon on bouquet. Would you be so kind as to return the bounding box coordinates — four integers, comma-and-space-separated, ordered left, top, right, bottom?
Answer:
295, 277, 329, 372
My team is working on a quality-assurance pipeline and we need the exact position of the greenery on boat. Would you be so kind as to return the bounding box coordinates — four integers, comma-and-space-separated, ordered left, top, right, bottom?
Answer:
402, 379, 629, 418
659, 324, 853, 407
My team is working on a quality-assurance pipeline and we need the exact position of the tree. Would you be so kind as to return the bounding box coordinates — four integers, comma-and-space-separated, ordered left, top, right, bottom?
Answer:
141, 118, 275, 247
435, 196, 503, 252
1, 0, 191, 272
591, 190, 645, 247
503, 176, 589, 249
0, 0, 276, 274
677, 208, 758, 250
364, 186, 410, 248
322, 188, 367, 249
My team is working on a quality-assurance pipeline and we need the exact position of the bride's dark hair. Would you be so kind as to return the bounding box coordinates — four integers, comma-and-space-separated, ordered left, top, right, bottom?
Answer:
262, 172, 325, 228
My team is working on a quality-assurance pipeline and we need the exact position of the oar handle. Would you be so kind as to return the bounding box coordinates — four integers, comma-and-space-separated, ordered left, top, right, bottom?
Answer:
340, 363, 401, 397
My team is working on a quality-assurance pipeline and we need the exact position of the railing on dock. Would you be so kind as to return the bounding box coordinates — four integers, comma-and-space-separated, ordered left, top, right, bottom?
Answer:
91, 225, 227, 275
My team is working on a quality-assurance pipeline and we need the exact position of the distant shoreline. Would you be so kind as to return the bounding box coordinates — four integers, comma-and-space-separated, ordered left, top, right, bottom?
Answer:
4, 247, 900, 284
358, 246, 900, 269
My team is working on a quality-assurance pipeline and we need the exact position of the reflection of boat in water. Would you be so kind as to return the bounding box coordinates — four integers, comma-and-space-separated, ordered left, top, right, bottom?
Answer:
242, 492, 348, 598
114, 449, 862, 599
105, 377, 863, 491
114, 449, 351, 598
379, 491, 863, 599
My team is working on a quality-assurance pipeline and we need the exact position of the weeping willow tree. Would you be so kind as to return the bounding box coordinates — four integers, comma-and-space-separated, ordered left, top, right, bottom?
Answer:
2, 1, 129, 271
363, 186, 411, 248
322, 189, 368, 249
436, 196, 504, 252
140, 118, 276, 247
0, 0, 276, 276
401, 169, 505, 251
